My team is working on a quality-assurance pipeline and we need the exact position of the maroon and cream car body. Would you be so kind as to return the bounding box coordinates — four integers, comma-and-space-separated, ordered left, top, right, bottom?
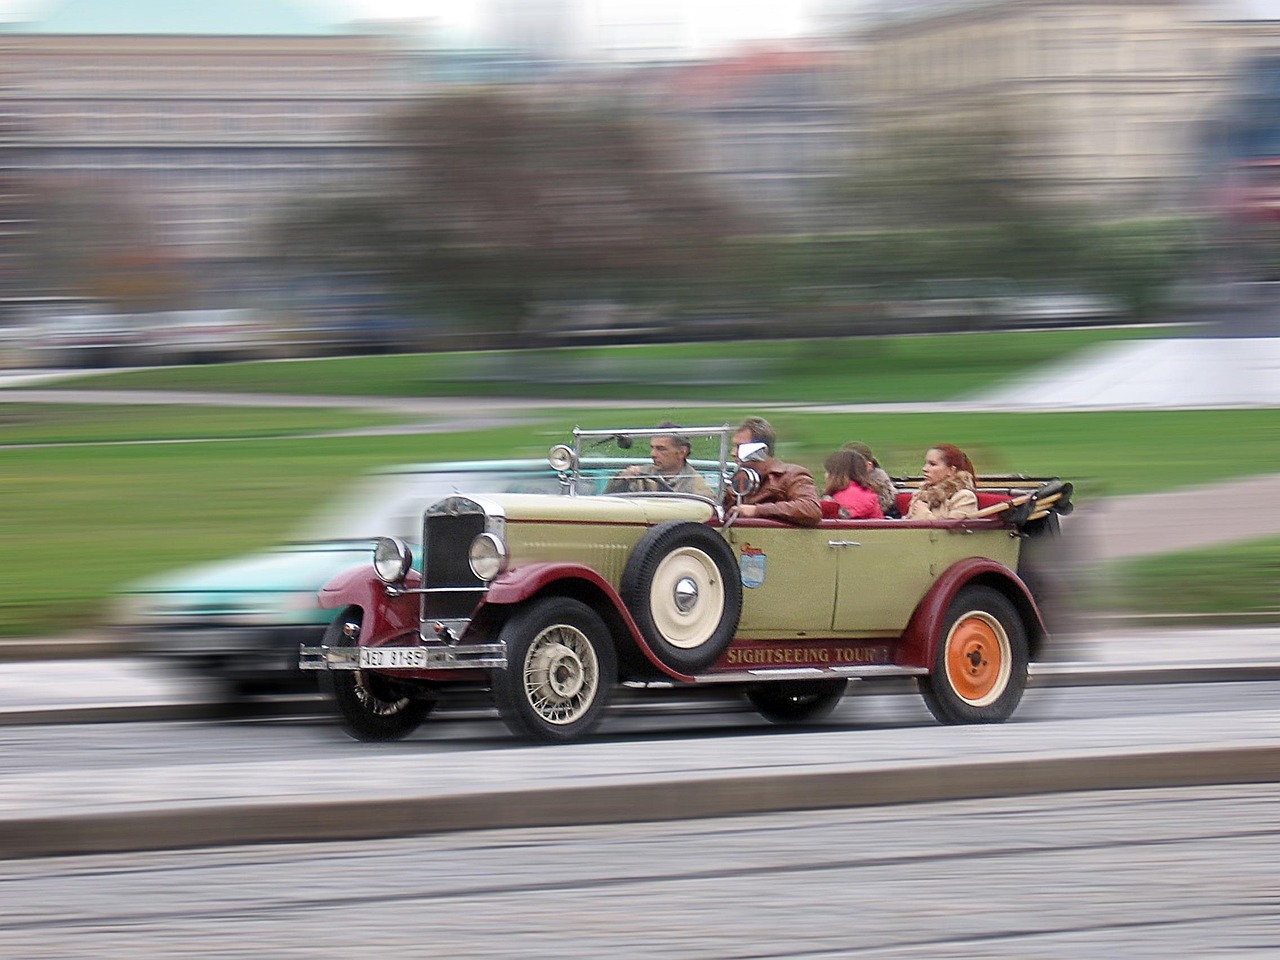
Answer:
301, 426, 1073, 742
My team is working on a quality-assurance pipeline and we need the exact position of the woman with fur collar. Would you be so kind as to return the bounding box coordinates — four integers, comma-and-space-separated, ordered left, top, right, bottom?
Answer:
905, 443, 979, 520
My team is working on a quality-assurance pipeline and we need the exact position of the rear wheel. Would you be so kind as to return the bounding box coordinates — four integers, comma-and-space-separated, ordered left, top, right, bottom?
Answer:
918, 585, 1029, 724
492, 596, 617, 743
746, 679, 848, 725
320, 613, 434, 742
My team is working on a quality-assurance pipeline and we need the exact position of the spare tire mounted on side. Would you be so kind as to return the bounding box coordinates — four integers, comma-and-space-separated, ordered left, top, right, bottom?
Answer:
620, 520, 742, 673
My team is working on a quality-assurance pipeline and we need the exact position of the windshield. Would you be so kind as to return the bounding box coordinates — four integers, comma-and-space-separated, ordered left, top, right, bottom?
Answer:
560, 426, 731, 500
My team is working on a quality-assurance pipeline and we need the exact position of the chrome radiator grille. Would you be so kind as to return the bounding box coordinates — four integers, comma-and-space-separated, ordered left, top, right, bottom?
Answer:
421, 505, 487, 621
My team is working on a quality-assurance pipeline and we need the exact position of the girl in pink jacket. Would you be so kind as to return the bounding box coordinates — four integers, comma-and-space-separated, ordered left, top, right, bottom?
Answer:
822, 449, 885, 520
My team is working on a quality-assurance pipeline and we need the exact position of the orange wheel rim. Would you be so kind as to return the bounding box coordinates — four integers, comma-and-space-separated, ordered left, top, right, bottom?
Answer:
944, 612, 1011, 707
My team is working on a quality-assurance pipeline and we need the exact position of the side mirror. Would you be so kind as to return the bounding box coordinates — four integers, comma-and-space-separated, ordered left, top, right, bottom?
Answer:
729, 466, 761, 500
721, 466, 760, 531
736, 441, 769, 463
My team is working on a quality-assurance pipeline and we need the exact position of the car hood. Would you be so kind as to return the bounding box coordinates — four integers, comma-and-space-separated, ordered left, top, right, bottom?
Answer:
122, 541, 374, 606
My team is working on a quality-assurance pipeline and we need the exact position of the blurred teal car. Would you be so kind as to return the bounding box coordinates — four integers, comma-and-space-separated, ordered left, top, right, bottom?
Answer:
116, 460, 576, 696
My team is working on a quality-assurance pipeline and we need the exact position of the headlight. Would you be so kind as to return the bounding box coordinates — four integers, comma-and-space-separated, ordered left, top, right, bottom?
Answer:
548, 443, 576, 472
373, 536, 413, 584
468, 532, 508, 581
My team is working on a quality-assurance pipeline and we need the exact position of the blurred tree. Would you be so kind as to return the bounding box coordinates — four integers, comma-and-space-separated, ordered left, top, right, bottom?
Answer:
20, 176, 186, 310
836, 116, 1093, 285
268, 89, 741, 341
816, 112, 1200, 319
853, 118, 1030, 231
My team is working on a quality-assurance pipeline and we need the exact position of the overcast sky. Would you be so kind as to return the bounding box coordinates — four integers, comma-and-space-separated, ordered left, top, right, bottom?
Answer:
0, 0, 821, 53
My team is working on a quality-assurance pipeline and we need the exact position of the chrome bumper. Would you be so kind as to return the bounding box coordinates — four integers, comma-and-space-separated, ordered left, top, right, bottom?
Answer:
299, 640, 507, 671
299, 644, 360, 671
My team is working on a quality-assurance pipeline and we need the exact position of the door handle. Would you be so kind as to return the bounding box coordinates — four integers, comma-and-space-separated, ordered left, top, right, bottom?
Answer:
827, 540, 861, 547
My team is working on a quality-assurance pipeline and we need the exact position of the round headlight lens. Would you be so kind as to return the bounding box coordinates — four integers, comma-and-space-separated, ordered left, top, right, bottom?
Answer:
468, 532, 508, 581
372, 536, 412, 584
548, 443, 576, 472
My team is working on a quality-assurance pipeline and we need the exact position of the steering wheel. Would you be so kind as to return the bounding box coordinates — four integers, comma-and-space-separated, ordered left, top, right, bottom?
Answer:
624, 473, 675, 493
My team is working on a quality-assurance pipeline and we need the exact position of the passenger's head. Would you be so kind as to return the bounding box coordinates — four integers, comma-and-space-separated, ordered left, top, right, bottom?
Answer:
823, 448, 872, 497
649, 421, 691, 474
923, 443, 975, 484
733, 417, 775, 462
842, 441, 879, 470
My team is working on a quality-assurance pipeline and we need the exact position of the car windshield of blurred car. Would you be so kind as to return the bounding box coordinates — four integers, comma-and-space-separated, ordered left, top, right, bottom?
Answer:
294, 467, 566, 543
290, 437, 730, 547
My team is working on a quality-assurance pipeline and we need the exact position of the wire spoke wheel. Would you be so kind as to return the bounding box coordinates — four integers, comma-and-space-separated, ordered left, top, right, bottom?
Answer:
320, 610, 434, 742
493, 596, 617, 743
522, 623, 600, 726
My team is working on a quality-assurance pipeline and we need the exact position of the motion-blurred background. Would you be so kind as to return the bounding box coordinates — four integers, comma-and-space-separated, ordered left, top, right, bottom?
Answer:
5, 0, 1280, 356
3, 0, 1280, 653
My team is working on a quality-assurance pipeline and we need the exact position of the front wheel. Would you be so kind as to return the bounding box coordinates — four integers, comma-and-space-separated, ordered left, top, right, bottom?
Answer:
325, 670, 435, 742
320, 614, 434, 742
746, 679, 848, 725
492, 596, 617, 743
918, 585, 1029, 724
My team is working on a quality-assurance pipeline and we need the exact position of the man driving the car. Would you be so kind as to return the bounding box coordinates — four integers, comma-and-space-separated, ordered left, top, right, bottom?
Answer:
605, 421, 713, 496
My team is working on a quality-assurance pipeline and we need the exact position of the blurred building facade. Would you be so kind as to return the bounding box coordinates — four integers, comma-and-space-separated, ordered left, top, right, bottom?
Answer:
649, 45, 858, 232
0, 1, 416, 307
859, 0, 1280, 214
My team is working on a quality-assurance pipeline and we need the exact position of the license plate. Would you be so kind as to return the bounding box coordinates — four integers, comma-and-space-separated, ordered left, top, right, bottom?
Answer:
360, 646, 428, 669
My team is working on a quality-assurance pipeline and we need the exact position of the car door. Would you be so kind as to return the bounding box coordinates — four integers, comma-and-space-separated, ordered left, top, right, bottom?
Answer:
830, 522, 1023, 635
723, 524, 838, 637
830, 523, 942, 635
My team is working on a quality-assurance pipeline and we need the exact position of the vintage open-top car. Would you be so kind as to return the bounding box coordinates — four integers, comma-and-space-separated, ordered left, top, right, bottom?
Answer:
301, 426, 1073, 742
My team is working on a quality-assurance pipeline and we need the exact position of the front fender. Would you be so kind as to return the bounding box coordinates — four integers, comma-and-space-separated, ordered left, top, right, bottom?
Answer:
484, 562, 619, 605
480, 562, 691, 681
318, 563, 420, 646
897, 557, 1044, 671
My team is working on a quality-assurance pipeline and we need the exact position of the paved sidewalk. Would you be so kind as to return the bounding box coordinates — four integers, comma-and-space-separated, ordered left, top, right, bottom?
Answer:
2, 701, 1277, 860
1069, 473, 1280, 562
1, 632, 1277, 859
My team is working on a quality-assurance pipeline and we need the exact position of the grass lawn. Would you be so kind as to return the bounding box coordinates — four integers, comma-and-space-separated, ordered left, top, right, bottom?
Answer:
0, 424, 539, 638
27, 327, 1160, 404
3, 402, 1280, 638
0, 404, 417, 445
2, 327, 1272, 637
1090, 536, 1280, 620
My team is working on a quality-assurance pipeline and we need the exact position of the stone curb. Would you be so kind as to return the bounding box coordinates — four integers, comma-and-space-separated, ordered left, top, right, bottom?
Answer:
2, 743, 1277, 860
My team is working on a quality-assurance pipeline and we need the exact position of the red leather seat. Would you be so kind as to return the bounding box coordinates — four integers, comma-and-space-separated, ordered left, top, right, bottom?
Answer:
896, 489, 1012, 515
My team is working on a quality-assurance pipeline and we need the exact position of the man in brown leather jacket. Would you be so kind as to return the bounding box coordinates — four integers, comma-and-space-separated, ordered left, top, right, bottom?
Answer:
729, 417, 822, 527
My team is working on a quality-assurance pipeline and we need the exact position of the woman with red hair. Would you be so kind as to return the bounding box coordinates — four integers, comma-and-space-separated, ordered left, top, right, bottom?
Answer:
905, 443, 978, 520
